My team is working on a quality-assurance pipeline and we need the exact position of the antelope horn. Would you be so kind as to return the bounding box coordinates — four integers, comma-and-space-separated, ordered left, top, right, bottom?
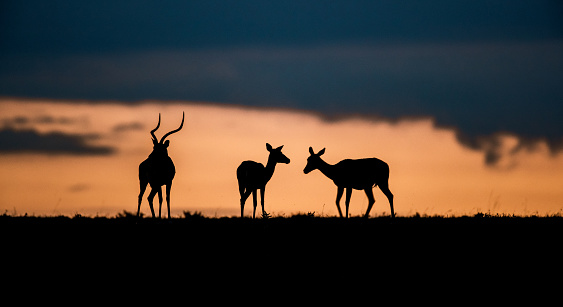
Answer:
150, 113, 161, 142
160, 112, 184, 143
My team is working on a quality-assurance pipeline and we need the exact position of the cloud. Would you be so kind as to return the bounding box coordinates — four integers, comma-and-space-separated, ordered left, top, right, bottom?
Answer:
2, 1, 562, 166
1, 41, 562, 165
2, 1, 561, 55
0, 128, 115, 155
112, 121, 145, 133
455, 132, 512, 166
67, 183, 90, 193
1, 115, 84, 127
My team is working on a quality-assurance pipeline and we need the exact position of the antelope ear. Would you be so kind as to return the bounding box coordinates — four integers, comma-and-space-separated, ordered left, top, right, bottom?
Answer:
318, 148, 326, 156
309, 147, 315, 155
163, 140, 170, 148
266, 143, 273, 151
277, 145, 284, 150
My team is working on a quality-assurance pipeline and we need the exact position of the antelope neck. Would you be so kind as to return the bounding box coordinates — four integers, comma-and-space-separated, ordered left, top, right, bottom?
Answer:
316, 158, 336, 181
264, 156, 279, 182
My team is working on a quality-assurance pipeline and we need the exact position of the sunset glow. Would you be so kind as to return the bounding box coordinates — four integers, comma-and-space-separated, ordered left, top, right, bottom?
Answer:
1, 98, 562, 217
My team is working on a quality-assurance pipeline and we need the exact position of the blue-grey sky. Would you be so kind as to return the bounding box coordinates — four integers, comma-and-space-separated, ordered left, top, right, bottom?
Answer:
1, 0, 562, 163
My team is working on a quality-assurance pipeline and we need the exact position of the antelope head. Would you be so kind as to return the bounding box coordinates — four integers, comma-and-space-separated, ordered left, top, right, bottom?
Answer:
304, 146, 325, 174
149, 112, 185, 158
266, 143, 290, 164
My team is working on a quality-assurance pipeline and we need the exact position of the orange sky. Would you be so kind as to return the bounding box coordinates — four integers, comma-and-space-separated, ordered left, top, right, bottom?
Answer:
1, 98, 562, 217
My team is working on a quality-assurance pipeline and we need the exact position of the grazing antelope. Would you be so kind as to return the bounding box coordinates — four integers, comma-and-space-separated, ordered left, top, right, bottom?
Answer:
137, 112, 184, 219
237, 143, 290, 218
304, 147, 394, 218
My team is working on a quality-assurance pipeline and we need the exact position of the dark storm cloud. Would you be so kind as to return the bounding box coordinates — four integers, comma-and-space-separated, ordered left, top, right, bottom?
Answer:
2, 43, 561, 158
1, 0, 562, 164
0, 128, 115, 155
2, 0, 561, 54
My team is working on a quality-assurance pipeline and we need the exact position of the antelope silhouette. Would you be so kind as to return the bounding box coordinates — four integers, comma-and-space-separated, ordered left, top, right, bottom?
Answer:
137, 112, 184, 219
237, 143, 290, 218
304, 147, 394, 218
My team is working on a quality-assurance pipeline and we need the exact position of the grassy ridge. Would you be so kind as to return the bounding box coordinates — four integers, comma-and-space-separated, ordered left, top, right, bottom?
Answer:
2, 211, 560, 286
2, 210, 562, 224
2, 211, 561, 244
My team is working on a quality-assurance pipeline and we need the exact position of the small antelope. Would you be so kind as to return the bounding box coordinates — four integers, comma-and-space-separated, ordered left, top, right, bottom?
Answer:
304, 147, 394, 218
237, 143, 290, 218
138, 112, 184, 219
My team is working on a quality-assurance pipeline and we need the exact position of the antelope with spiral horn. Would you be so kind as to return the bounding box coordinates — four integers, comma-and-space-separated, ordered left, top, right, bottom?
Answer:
137, 112, 184, 218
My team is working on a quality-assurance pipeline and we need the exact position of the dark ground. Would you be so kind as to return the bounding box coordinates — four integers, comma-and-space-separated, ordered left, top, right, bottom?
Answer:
1, 213, 560, 299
